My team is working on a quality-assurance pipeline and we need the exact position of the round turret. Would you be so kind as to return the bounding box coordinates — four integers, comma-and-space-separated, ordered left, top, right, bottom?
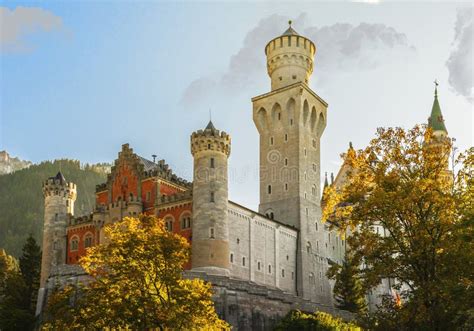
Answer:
265, 21, 316, 91
190, 121, 231, 276
40, 172, 77, 288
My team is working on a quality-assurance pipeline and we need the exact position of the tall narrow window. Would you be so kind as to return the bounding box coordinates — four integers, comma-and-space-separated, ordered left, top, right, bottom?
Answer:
210, 158, 215, 168
285, 134, 288, 142
257, 261, 261, 270
242, 257, 246, 267
278, 113, 281, 120
270, 137, 274, 145
282, 269, 285, 278
285, 183, 288, 191
268, 264, 272, 274
230, 253, 234, 263
210, 227, 215, 238
285, 158, 288, 166
210, 192, 215, 202
268, 185, 272, 194
208, 144, 211, 149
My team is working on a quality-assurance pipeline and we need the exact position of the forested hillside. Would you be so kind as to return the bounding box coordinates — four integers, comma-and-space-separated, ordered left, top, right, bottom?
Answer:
0, 160, 107, 257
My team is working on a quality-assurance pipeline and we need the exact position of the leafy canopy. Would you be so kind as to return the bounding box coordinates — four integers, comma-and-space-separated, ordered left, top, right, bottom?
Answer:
43, 215, 229, 330
323, 125, 473, 330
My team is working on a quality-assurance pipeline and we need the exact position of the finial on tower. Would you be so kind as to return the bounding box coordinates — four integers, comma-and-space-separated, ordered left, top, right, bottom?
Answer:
288, 20, 292, 27
434, 79, 439, 97
349, 141, 353, 149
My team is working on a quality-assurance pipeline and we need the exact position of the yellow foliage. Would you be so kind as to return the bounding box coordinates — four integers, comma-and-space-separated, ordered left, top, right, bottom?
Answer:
43, 215, 229, 330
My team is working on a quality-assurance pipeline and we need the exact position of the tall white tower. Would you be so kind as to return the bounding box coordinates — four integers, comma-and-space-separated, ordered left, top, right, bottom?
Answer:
191, 121, 231, 276
40, 172, 76, 288
252, 22, 330, 302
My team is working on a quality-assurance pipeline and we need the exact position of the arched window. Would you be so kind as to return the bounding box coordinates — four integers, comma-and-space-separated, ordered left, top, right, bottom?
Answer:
180, 213, 192, 230
306, 241, 312, 254
70, 236, 79, 252
84, 233, 94, 248
165, 216, 174, 232
209, 227, 215, 239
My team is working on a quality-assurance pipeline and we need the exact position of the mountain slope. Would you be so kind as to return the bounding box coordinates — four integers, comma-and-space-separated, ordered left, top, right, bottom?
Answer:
0, 159, 107, 257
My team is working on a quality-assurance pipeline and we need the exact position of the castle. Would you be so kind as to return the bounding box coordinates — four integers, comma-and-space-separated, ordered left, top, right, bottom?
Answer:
36, 22, 448, 329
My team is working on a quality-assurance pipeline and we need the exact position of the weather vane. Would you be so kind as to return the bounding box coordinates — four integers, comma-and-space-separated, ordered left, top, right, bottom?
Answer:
288, 20, 292, 27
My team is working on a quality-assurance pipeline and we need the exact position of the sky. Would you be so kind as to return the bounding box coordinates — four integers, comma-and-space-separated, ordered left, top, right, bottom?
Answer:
1, 1, 473, 210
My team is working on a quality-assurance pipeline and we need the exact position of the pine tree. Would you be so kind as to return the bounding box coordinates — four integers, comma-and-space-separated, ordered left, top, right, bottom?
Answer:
19, 234, 42, 312
328, 251, 367, 314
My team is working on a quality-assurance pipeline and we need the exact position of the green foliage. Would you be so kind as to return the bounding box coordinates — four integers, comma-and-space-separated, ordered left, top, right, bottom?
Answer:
327, 252, 367, 314
19, 235, 42, 312
0, 238, 41, 331
0, 159, 106, 257
274, 310, 361, 331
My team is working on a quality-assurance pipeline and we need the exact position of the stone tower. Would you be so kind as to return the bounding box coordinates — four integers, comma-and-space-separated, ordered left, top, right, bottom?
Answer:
252, 22, 330, 301
191, 121, 231, 276
39, 172, 77, 287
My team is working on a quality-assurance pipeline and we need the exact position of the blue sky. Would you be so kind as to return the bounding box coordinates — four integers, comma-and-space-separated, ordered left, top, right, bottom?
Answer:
1, 1, 473, 209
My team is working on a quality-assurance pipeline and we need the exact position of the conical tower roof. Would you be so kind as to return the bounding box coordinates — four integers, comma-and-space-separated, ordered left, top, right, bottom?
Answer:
205, 120, 216, 131
428, 85, 447, 134
282, 21, 299, 36
52, 171, 66, 184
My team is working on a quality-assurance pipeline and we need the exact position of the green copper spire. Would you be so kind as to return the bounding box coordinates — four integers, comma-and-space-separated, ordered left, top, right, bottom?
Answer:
428, 81, 448, 134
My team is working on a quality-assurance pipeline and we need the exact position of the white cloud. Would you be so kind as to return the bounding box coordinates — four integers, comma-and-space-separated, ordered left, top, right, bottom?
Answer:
0, 6, 63, 53
446, 8, 473, 103
180, 13, 415, 106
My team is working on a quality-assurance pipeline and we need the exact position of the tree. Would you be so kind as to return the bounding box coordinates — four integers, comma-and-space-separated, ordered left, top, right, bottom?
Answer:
322, 125, 473, 330
43, 215, 229, 330
327, 251, 367, 314
0, 249, 35, 331
274, 309, 361, 331
19, 234, 42, 312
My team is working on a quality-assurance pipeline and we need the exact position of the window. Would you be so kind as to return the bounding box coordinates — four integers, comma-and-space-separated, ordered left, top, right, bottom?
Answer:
291, 272, 294, 280
317, 241, 319, 252
55, 213, 58, 221
181, 215, 191, 229
312, 139, 316, 148
237, 238, 240, 244
290, 119, 293, 125
242, 257, 246, 267
286, 255, 289, 261
285, 134, 288, 142
165, 217, 173, 231
210, 192, 215, 202
84, 234, 93, 248
146, 191, 151, 202
210, 227, 215, 238
304, 148, 307, 156
312, 185, 316, 196
230, 253, 234, 263
268, 185, 272, 194
315, 222, 318, 231
282, 269, 285, 277
278, 113, 281, 120
313, 163, 316, 171
70, 237, 79, 251
288, 36, 291, 46
306, 241, 312, 254
257, 261, 261, 271
285, 158, 288, 166
210, 158, 215, 168
270, 137, 274, 145
268, 264, 272, 274
270, 212, 274, 220
208, 144, 211, 149
285, 183, 288, 191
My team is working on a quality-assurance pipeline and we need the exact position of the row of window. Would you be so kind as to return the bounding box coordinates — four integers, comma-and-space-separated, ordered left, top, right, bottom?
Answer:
267, 184, 317, 195
70, 233, 94, 251
229, 253, 294, 279
164, 213, 192, 232
269, 136, 317, 148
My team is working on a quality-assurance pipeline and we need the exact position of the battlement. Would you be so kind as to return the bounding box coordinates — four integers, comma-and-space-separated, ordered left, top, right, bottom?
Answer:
69, 214, 94, 227
264, 24, 315, 91
159, 189, 193, 205
43, 176, 77, 199
191, 129, 231, 156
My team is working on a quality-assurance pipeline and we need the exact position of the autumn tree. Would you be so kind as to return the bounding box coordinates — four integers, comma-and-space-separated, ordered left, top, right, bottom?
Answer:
43, 215, 229, 330
323, 125, 473, 330
327, 251, 367, 315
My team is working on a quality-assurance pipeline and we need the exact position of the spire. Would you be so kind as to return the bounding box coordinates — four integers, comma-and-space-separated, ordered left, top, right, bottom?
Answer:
324, 172, 329, 188
428, 80, 448, 134
330, 172, 334, 184
282, 20, 299, 36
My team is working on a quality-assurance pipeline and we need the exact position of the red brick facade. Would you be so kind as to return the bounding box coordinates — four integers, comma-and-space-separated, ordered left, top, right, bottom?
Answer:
66, 144, 192, 266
